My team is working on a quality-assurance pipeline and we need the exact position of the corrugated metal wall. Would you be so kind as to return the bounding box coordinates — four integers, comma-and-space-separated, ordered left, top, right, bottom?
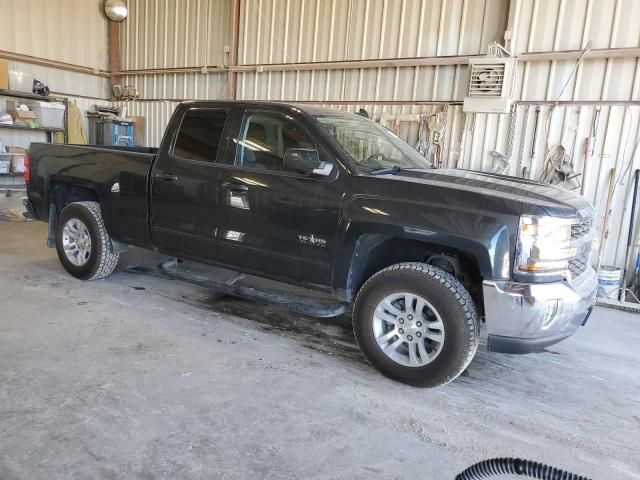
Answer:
121, 0, 230, 100
0, 0, 110, 98
117, 0, 640, 271
514, 0, 640, 101
237, 0, 508, 102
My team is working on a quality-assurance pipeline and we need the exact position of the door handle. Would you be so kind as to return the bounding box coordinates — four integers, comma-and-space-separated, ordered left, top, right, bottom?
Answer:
156, 173, 178, 182
221, 181, 249, 192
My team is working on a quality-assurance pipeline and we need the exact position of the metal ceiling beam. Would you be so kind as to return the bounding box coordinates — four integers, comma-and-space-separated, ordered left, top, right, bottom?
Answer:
111, 47, 640, 77
0, 50, 110, 78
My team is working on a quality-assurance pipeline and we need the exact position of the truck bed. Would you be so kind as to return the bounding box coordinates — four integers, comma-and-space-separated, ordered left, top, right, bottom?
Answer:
27, 142, 156, 248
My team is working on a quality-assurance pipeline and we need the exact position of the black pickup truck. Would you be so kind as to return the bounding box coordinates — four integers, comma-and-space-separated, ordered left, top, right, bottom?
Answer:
24, 101, 597, 387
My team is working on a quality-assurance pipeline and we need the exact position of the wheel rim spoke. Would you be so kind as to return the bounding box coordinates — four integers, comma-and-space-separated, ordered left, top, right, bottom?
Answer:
404, 293, 415, 313
424, 330, 444, 343
377, 329, 398, 344
382, 299, 404, 317
61, 218, 91, 267
417, 339, 430, 362
408, 342, 419, 365
372, 291, 445, 368
374, 307, 399, 326
383, 337, 404, 355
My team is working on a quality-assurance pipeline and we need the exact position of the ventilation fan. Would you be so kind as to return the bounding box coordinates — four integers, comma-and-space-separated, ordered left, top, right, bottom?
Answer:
463, 45, 517, 114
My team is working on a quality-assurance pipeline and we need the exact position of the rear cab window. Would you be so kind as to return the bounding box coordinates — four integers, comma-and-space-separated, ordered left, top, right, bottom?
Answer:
173, 109, 228, 163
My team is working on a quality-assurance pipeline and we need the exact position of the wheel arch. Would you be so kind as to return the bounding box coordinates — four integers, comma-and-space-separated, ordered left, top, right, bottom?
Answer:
49, 181, 99, 214
338, 232, 495, 310
46, 182, 101, 248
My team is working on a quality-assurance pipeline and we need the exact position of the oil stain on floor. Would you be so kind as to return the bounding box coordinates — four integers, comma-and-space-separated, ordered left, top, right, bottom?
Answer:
122, 261, 364, 364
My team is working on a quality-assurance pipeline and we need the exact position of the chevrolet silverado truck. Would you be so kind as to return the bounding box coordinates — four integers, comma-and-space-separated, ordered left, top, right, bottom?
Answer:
24, 101, 598, 387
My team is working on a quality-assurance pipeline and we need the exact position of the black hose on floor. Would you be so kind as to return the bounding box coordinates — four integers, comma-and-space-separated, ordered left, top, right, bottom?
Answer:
455, 458, 591, 480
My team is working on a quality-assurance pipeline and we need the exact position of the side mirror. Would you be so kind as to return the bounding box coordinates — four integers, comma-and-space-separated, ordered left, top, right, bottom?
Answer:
283, 148, 333, 177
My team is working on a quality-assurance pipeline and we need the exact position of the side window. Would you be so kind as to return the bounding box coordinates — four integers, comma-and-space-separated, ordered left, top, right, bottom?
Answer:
235, 113, 314, 172
173, 109, 228, 162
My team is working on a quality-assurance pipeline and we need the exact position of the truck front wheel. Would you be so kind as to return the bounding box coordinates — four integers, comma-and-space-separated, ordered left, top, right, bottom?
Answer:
55, 201, 120, 280
353, 262, 479, 387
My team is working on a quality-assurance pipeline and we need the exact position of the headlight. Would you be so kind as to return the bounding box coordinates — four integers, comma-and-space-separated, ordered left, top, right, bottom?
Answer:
514, 215, 577, 277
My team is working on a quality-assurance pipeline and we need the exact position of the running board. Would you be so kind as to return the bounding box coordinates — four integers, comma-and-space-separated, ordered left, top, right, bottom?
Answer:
158, 258, 346, 318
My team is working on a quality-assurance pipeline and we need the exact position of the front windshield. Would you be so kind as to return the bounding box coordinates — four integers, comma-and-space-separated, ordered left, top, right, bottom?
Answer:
314, 113, 432, 172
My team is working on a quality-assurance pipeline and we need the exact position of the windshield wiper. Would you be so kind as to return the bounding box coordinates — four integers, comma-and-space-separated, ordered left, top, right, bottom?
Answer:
370, 165, 403, 175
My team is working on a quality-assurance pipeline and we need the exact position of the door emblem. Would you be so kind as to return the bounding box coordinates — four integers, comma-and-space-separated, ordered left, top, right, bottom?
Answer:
298, 234, 327, 248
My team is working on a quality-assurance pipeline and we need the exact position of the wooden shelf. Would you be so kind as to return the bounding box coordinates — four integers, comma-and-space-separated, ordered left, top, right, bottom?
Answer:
0, 89, 66, 103
0, 124, 65, 132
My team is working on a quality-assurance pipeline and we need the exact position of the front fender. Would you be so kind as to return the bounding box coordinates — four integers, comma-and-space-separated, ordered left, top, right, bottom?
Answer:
333, 196, 513, 296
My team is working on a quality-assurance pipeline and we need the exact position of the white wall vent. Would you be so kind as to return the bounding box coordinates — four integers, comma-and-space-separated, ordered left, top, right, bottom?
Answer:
463, 44, 517, 114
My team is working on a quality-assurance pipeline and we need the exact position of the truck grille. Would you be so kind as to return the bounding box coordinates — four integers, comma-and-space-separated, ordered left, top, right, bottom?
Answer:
569, 256, 589, 277
569, 215, 594, 278
571, 218, 592, 240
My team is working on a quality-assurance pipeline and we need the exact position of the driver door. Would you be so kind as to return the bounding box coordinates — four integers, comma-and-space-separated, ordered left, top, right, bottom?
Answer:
213, 110, 343, 287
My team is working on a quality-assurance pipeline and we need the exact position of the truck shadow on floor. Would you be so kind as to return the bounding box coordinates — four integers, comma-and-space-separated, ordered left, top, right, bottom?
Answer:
122, 261, 366, 363
207, 293, 508, 386
183, 291, 500, 380
122, 263, 506, 380
202, 294, 365, 364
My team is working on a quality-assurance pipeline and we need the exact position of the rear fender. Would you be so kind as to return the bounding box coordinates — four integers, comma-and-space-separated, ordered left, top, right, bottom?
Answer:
46, 182, 104, 248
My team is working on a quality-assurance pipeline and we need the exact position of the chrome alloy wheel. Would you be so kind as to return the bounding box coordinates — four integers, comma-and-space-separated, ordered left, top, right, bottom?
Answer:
62, 218, 92, 267
372, 292, 445, 367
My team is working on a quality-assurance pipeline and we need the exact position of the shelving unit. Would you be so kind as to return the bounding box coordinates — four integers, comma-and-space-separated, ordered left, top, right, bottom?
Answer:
0, 90, 68, 188
0, 90, 69, 143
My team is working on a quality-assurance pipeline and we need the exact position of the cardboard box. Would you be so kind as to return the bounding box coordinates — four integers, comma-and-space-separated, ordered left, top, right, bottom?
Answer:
5, 101, 36, 125
15, 110, 35, 120
6, 147, 27, 173
131, 116, 145, 146
6, 146, 26, 154
10, 155, 25, 173
0, 59, 8, 90
13, 109, 37, 125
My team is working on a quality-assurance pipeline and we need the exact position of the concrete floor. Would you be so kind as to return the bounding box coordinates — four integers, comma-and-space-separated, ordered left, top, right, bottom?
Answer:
1, 196, 639, 480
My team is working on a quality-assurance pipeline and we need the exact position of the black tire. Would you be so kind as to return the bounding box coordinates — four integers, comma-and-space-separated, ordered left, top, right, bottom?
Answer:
55, 201, 119, 280
353, 262, 479, 387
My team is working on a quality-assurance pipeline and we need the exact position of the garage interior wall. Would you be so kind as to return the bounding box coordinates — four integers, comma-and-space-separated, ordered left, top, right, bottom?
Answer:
118, 0, 640, 272
0, 0, 111, 146
3, 0, 640, 272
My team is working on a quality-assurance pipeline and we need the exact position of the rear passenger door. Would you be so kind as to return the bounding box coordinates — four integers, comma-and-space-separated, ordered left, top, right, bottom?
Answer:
150, 107, 230, 260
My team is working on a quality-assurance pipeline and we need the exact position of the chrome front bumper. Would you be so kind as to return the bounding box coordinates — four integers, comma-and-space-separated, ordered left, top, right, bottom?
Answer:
483, 267, 598, 353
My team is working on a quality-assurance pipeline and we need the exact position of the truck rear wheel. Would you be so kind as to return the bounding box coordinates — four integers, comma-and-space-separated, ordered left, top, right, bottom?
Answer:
353, 262, 479, 387
55, 201, 119, 280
